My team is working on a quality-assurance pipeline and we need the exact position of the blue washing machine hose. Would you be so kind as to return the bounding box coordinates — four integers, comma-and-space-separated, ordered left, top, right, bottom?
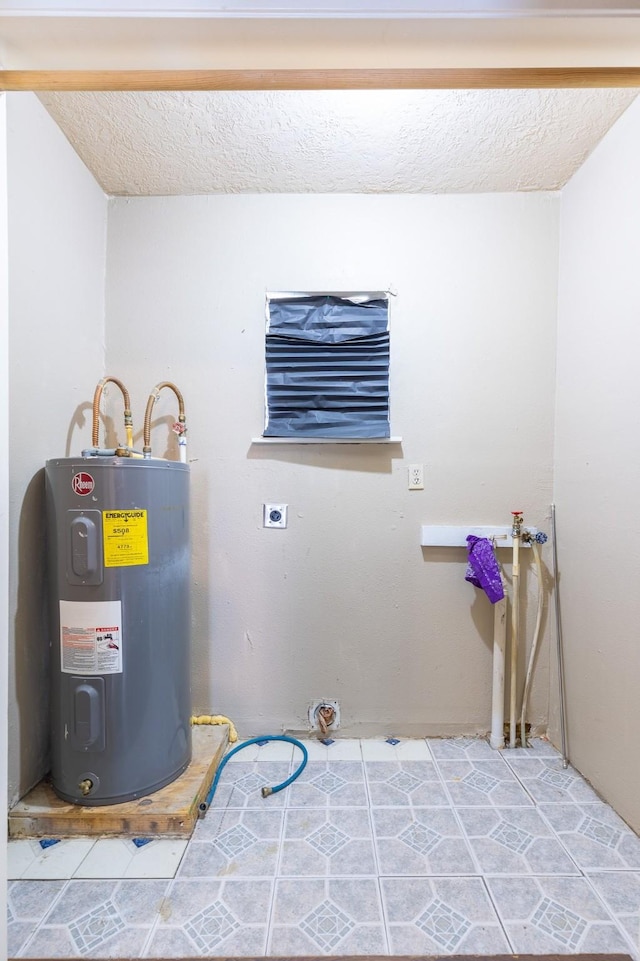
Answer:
198, 734, 308, 816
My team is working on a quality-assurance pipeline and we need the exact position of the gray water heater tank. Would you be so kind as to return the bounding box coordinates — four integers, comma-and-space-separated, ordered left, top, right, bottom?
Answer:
45, 456, 191, 805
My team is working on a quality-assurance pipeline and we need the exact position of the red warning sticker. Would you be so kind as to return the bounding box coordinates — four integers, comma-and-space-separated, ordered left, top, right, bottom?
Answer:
59, 600, 123, 675
72, 472, 95, 496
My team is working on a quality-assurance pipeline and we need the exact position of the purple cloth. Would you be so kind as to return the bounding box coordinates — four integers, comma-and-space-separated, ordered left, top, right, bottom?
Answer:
465, 535, 505, 604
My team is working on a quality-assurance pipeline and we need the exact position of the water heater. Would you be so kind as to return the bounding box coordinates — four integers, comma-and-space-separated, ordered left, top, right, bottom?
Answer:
46, 456, 191, 805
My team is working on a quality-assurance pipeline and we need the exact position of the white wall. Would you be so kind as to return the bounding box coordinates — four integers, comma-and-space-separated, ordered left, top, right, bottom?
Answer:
1, 90, 11, 961
4, 13, 640, 70
555, 97, 640, 832
106, 192, 559, 738
7, 92, 107, 803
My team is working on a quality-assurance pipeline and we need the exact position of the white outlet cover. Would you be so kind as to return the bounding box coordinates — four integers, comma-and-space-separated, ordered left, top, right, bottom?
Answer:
408, 464, 424, 490
263, 504, 288, 528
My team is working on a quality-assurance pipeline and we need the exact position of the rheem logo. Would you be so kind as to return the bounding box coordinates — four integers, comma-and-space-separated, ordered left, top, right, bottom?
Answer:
72, 472, 95, 496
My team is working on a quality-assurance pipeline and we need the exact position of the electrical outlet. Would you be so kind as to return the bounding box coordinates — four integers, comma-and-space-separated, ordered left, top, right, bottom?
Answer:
263, 504, 288, 528
408, 464, 424, 490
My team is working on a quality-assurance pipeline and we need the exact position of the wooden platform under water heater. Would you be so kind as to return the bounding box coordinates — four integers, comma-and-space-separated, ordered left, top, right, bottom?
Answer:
8, 724, 229, 839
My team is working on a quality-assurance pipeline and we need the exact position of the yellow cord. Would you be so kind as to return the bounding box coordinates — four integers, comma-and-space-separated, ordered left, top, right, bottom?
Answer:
191, 714, 238, 743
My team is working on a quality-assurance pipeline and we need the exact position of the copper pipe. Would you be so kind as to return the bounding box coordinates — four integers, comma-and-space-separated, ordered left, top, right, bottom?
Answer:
91, 377, 133, 448
143, 381, 186, 455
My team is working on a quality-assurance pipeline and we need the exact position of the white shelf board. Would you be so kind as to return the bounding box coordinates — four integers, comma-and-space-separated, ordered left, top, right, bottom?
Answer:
252, 437, 402, 445
421, 524, 538, 548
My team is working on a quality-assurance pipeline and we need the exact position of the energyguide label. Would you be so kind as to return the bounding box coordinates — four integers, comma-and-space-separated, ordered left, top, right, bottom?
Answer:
102, 509, 149, 567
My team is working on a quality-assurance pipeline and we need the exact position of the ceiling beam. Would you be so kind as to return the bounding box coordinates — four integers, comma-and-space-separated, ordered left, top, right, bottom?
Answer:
2, 67, 640, 91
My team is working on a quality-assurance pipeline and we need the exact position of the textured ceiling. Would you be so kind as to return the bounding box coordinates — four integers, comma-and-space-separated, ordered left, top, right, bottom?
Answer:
39, 88, 637, 195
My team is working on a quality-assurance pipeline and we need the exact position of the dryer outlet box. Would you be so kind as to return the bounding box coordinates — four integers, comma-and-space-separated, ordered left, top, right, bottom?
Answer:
263, 504, 288, 528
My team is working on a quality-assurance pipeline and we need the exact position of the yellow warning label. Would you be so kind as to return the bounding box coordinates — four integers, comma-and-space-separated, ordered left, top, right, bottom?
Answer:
102, 510, 149, 567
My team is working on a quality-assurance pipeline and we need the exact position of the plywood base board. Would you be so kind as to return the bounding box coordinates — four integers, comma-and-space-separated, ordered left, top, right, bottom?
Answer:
8, 724, 228, 838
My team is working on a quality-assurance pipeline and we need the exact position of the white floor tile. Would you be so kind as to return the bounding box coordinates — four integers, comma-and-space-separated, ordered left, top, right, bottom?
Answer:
297, 739, 335, 761
361, 738, 431, 761
122, 839, 188, 878
16, 838, 95, 880
321, 738, 363, 760
8, 840, 42, 880
74, 837, 188, 879
394, 739, 432, 760
73, 838, 133, 878
361, 739, 402, 760
225, 740, 262, 762
226, 739, 295, 763
299, 738, 362, 761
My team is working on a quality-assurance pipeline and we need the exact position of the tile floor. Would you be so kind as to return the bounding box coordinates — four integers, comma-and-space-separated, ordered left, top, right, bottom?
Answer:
7, 736, 640, 959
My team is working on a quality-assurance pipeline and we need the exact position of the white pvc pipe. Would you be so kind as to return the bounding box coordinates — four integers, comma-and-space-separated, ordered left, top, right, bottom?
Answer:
520, 538, 544, 749
510, 529, 521, 749
551, 503, 569, 768
490, 590, 507, 750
